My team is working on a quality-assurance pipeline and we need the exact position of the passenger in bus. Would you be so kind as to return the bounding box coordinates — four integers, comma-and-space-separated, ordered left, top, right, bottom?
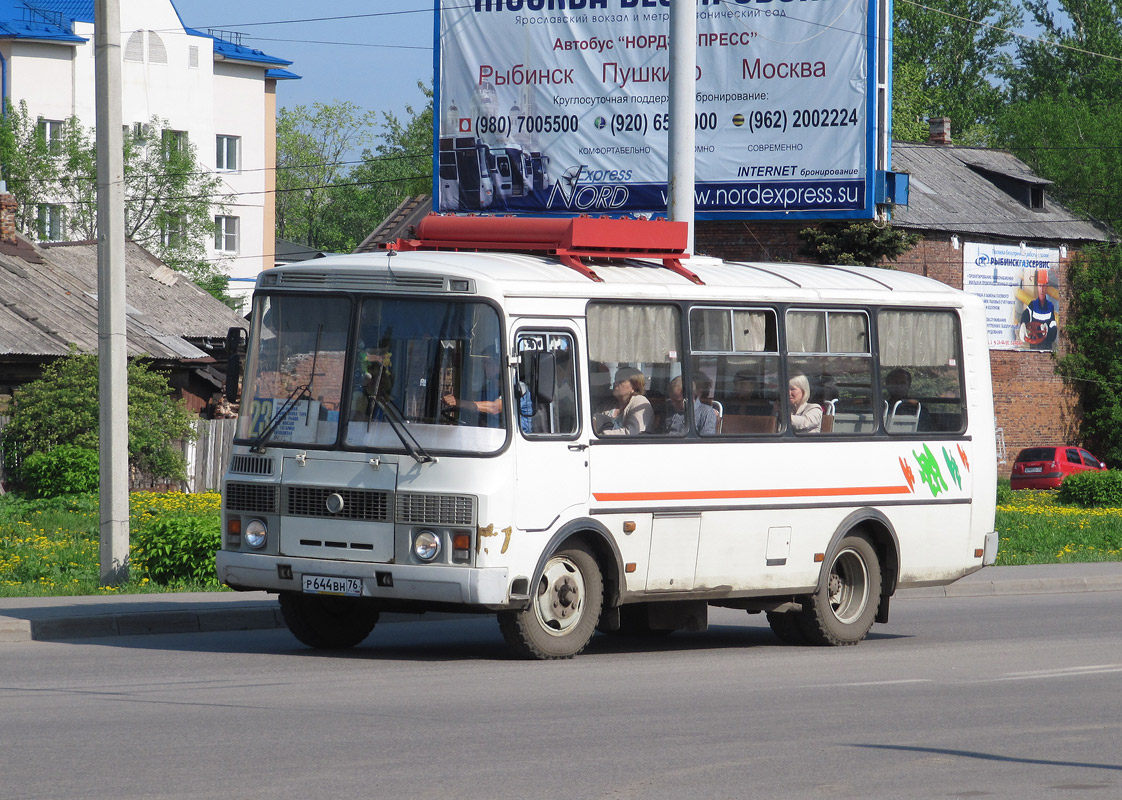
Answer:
883, 367, 923, 430
788, 373, 822, 434
594, 366, 653, 436
663, 376, 718, 435
726, 370, 773, 416
588, 360, 615, 415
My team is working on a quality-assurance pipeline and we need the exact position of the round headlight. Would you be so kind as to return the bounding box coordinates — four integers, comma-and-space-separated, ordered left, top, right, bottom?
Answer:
244, 519, 268, 549
413, 530, 441, 561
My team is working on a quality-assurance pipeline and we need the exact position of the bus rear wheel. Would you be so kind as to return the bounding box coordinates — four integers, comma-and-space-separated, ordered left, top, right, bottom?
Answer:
278, 591, 379, 649
798, 535, 880, 646
498, 543, 603, 659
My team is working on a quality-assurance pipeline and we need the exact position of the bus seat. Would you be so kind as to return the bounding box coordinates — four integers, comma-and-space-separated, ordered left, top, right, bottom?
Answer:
820, 412, 834, 433
722, 414, 777, 434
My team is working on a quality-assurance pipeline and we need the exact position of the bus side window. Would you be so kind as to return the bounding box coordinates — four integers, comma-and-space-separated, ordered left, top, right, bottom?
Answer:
787, 309, 874, 436
516, 332, 579, 437
587, 304, 681, 438
690, 307, 781, 436
877, 310, 966, 434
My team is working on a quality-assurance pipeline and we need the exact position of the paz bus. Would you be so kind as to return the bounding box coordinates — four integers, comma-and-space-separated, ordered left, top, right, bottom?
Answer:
216, 216, 998, 659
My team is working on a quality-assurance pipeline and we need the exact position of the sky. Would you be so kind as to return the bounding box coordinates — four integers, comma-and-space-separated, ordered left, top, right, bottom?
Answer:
172, 0, 436, 123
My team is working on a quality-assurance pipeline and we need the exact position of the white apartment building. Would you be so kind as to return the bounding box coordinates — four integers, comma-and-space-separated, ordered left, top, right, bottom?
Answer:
0, 0, 298, 306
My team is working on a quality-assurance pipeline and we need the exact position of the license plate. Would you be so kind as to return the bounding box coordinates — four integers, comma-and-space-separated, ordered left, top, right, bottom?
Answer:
302, 575, 362, 597
1024, 467, 1042, 474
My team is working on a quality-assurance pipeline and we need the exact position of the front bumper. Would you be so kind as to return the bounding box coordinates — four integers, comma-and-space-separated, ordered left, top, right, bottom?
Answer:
216, 550, 511, 608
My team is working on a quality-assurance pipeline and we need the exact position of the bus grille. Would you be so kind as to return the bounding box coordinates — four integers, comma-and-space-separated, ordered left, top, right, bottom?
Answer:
225, 482, 279, 514
396, 493, 475, 526
229, 454, 274, 475
287, 487, 390, 521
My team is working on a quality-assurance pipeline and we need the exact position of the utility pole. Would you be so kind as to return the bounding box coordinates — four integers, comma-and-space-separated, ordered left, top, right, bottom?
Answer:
668, 0, 696, 255
95, 0, 129, 585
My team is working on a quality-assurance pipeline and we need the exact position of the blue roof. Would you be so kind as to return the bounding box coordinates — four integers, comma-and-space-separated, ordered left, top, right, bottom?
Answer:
0, 1, 294, 71
184, 26, 292, 68
0, 0, 88, 42
266, 68, 301, 81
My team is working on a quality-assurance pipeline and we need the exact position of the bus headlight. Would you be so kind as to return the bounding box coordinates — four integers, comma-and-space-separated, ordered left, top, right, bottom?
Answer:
413, 530, 441, 561
244, 519, 268, 550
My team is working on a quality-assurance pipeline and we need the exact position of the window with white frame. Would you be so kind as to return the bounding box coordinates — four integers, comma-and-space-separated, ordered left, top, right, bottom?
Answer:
216, 135, 239, 171
162, 129, 188, 156
163, 215, 185, 249
38, 119, 63, 156
37, 204, 64, 241
215, 215, 239, 253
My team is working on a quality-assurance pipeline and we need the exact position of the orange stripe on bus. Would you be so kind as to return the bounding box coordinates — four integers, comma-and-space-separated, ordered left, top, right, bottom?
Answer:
592, 485, 914, 502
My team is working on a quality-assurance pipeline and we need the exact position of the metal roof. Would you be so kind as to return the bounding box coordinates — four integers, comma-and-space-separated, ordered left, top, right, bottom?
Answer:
890, 142, 1115, 243
0, 238, 247, 360
0, 2, 294, 72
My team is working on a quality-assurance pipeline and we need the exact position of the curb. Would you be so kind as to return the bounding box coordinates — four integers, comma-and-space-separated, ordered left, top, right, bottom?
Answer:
3, 572, 1121, 644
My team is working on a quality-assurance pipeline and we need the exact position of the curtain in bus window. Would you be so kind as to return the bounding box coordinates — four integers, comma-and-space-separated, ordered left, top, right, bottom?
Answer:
878, 310, 957, 366
828, 312, 868, 352
733, 310, 770, 352
588, 304, 679, 363
786, 311, 827, 352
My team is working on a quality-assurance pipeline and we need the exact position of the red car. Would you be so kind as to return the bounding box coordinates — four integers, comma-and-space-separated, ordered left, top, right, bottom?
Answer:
1010, 446, 1107, 490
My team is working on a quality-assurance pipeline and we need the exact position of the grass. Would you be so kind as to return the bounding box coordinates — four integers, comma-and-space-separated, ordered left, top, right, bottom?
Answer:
0, 491, 225, 597
995, 487, 1122, 565
1, 486, 1120, 597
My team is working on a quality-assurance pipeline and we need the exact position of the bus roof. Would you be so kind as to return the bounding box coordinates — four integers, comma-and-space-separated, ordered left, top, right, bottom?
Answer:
262, 249, 972, 308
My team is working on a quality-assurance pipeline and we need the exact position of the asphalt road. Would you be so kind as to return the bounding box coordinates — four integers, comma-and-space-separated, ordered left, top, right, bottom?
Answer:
3, 589, 1121, 800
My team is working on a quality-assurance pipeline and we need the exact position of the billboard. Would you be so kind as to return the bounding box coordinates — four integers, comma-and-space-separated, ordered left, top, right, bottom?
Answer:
434, 0, 882, 219
962, 241, 1060, 351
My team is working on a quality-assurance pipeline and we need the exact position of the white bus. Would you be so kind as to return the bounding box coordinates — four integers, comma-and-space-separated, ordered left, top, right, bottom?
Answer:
216, 216, 998, 659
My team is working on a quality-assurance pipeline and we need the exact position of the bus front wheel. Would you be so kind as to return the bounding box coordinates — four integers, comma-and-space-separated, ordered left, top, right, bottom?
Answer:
278, 592, 379, 649
498, 543, 603, 659
798, 535, 880, 646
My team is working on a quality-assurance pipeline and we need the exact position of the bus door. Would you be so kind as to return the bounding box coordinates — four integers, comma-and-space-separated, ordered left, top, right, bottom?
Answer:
513, 326, 589, 530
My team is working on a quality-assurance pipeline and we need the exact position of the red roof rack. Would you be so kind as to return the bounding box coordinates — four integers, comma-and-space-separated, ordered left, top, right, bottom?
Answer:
389, 215, 702, 285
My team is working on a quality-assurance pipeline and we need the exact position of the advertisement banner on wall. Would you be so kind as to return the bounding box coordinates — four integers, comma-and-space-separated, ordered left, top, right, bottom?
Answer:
962, 242, 1061, 351
434, 0, 879, 219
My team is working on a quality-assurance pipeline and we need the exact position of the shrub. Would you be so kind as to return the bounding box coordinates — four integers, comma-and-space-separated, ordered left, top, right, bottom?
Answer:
19, 445, 99, 498
1057, 470, 1122, 508
1, 350, 195, 488
133, 516, 221, 586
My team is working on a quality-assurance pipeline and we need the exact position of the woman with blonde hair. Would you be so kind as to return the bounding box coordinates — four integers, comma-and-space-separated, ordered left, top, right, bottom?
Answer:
787, 372, 822, 434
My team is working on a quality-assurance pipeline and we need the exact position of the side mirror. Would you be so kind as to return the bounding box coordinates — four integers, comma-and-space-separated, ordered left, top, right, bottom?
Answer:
225, 326, 247, 403
518, 350, 555, 404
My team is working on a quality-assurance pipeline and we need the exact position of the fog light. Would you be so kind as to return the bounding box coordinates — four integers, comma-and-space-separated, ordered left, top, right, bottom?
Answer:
413, 530, 441, 561
244, 519, 268, 549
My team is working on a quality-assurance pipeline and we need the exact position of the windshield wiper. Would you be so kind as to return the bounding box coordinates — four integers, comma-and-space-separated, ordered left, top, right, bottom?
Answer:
371, 390, 435, 464
250, 326, 322, 453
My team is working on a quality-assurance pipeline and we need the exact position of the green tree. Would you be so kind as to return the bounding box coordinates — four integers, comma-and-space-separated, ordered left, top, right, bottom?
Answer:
1055, 245, 1122, 466
995, 0, 1122, 229
890, 60, 933, 143
275, 100, 379, 250
893, 0, 1022, 143
797, 222, 920, 267
0, 100, 63, 235
1, 351, 196, 486
0, 107, 232, 301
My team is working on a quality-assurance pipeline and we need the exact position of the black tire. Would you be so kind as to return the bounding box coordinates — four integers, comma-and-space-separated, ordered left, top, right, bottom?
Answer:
278, 591, 379, 650
766, 610, 809, 645
498, 543, 603, 659
797, 535, 881, 646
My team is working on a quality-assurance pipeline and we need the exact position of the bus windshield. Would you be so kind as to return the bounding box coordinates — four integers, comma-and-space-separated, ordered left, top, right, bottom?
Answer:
235, 293, 508, 454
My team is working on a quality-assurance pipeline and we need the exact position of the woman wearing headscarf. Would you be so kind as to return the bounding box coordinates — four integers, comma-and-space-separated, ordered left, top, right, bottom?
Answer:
594, 366, 653, 436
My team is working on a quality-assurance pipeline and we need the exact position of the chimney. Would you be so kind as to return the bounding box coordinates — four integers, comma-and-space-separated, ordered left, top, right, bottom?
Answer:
928, 117, 952, 145
0, 193, 17, 245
